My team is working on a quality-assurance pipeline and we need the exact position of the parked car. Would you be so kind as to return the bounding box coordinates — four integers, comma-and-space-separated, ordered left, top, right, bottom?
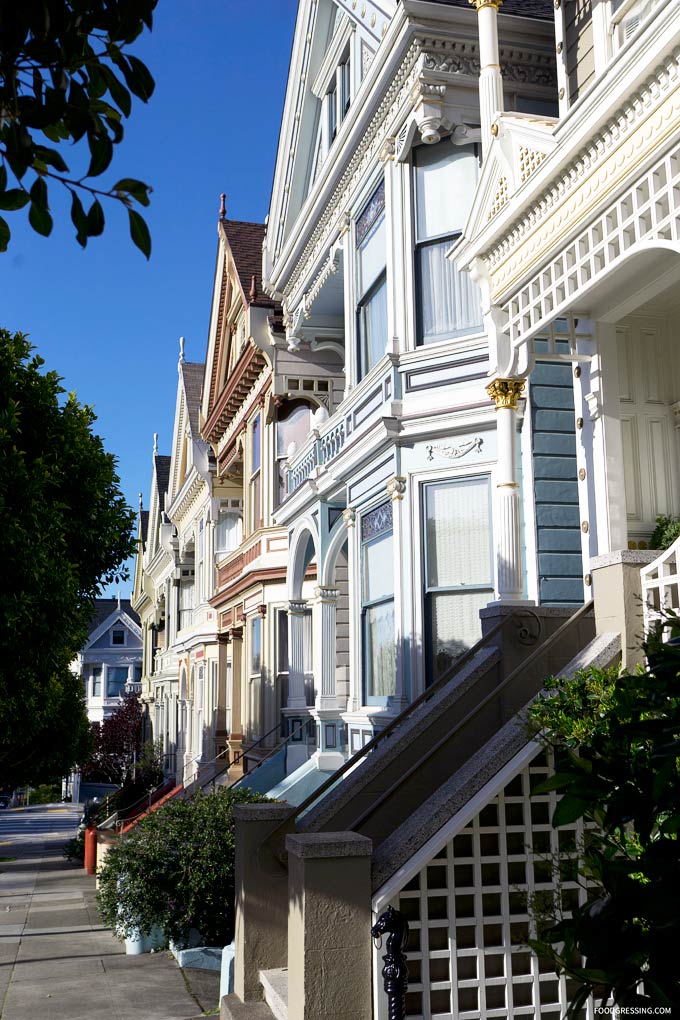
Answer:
0, 795, 10, 809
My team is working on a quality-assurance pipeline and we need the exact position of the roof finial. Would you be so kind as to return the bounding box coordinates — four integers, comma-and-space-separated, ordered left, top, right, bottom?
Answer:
219, 193, 227, 221
249, 274, 257, 302
179, 335, 185, 366
138, 491, 143, 511
153, 432, 158, 456
117, 590, 121, 610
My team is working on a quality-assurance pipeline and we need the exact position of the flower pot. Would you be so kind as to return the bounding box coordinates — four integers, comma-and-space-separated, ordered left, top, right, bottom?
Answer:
124, 925, 165, 955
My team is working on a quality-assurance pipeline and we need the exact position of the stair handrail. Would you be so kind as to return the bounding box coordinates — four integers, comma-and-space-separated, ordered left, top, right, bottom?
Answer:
99, 775, 176, 830
347, 599, 594, 834
227, 719, 312, 790
266, 606, 542, 846
180, 718, 290, 798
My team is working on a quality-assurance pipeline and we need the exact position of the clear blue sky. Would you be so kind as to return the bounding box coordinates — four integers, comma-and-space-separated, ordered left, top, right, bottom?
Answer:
0, 0, 298, 597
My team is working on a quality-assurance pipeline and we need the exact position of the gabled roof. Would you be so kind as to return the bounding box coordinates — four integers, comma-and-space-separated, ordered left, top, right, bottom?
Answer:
221, 219, 275, 309
89, 598, 140, 632
428, 0, 553, 17
179, 362, 204, 436
155, 454, 171, 508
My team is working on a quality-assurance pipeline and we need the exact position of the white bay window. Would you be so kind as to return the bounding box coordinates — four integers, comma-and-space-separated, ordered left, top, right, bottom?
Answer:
356, 180, 387, 379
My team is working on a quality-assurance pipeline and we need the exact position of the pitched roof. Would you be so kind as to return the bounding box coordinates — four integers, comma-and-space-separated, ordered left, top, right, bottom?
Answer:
140, 510, 149, 545
89, 598, 140, 632
221, 219, 276, 309
428, 0, 553, 17
180, 361, 204, 435
155, 454, 171, 509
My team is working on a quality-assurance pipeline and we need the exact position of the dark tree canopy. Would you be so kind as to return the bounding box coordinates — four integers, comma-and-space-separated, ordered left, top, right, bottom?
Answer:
0, 0, 157, 255
83, 694, 142, 784
0, 329, 135, 785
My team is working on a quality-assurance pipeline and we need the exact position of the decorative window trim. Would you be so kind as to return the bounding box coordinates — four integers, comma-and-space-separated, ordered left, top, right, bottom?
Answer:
356, 179, 385, 246
361, 499, 393, 543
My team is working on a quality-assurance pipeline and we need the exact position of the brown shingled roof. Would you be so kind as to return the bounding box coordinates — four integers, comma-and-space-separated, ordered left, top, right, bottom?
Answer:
220, 220, 276, 309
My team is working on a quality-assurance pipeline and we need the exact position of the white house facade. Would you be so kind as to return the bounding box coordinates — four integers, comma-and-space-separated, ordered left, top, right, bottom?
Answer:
75, 597, 142, 725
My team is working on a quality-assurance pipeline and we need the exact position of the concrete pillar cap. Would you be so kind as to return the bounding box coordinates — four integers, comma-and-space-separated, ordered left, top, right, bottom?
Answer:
286, 832, 372, 859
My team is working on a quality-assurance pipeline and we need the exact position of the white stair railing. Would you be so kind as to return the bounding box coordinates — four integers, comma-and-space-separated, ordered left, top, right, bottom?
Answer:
640, 536, 680, 638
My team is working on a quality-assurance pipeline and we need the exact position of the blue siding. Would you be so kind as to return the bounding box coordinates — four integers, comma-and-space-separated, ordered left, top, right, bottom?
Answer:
531, 363, 583, 606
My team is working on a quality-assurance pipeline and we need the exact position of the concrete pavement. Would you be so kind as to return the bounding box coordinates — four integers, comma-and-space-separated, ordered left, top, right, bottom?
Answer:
0, 803, 219, 1020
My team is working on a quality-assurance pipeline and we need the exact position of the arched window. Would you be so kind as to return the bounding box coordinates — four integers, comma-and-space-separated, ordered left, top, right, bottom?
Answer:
276, 400, 314, 504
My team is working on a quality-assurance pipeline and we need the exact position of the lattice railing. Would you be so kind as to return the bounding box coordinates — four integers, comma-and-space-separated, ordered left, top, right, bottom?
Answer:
641, 535, 680, 638
390, 749, 602, 1020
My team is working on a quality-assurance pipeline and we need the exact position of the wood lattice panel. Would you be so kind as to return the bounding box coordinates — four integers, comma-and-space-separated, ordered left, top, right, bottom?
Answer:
394, 750, 599, 1020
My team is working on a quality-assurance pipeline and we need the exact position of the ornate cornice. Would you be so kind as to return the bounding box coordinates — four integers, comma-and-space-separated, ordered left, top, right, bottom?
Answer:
469, 0, 502, 8
486, 378, 525, 409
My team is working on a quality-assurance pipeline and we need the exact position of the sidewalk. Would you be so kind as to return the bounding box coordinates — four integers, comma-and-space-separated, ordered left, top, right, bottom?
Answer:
0, 804, 219, 1020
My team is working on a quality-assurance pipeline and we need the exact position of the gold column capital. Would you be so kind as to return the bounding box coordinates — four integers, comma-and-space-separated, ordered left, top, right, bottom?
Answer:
486, 378, 525, 410
468, 0, 503, 9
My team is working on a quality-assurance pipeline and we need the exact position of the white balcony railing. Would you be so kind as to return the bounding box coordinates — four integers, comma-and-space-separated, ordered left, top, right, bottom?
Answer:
641, 536, 680, 638
285, 358, 397, 496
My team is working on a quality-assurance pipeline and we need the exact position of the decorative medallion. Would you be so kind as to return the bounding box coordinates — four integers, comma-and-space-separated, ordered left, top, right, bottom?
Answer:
426, 436, 483, 461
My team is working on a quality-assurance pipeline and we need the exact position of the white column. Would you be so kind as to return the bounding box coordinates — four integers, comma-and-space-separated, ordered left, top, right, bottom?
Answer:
287, 601, 308, 709
488, 378, 525, 601
469, 0, 504, 158
313, 587, 339, 711
342, 508, 361, 712
386, 477, 407, 708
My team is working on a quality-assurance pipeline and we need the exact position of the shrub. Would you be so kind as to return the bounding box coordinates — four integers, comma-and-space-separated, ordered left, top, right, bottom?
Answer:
63, 831, 85, 863
96, 786, 270, 948
650, 514, 680, 550
29, 783, 61, 805
527, 643, 680, 1013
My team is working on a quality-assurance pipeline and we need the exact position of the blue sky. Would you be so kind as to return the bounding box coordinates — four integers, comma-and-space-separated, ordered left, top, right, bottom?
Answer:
0, 0, 297, 596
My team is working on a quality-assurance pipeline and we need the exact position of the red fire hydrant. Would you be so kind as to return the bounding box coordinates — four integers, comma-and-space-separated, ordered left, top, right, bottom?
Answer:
84, 826, 97, 876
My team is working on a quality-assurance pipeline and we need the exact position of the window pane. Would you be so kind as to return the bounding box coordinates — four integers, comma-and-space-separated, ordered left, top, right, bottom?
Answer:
341, 58, 351, 114
277, 403, 312, 457
358, 274, 387, 376
357, 215, 385, 296
428, 590, 490, 681
107, 667, 128, 697
92, 666, 102, 697
426, 478, 492, 588
252, 416, 261, 472
365, 601, 396, 698
363, 532, 393, 603
251, 473, 261, 529
328, 82, 337, 141
414, 142, 478, 240
418, 239, 482, 344
215, 512, 242, 554
251, 617, 262, 675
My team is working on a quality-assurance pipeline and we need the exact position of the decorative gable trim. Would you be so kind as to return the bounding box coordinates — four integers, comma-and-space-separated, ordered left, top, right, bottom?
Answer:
84, 609, 143, 651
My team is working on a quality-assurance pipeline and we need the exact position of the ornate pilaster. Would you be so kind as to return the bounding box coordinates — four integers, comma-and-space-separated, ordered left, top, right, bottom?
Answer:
287, 600, 308, 710
313, 587, 340, 710
487, 377, 525, 601
469, 0, 504, 158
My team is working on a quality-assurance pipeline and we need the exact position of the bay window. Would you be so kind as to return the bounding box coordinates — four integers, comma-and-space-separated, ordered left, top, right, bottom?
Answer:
214, 510, 242, 557
414, 141, 483, 345
356, 180, 387, 378
361, 501, 396, 702
423, 476, 493, 685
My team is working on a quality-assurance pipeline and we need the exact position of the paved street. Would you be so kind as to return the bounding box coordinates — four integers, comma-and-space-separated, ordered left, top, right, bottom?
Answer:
0, 804, 216, 1020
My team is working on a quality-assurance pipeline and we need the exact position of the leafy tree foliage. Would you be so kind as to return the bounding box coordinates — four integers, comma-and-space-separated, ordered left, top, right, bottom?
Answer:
83, 693, 142, 784
97, 787, 270, 948
0, 329, 135, 785
528, 646, 680, 1013
0, 0, 156, 255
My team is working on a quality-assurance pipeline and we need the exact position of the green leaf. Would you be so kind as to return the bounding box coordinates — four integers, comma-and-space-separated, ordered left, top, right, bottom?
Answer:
28, 178, 52, 236
552, 793, 590, 827
86, 199, 105, 237
128, 209, 151, 258
0, 165, 6, 191
34, 145, 69, 174
532, 773, 574, 794
125, 55, 155, 102
70, 191, 88, 248
101, 65, 132, 118
0, 216, 10, 252
113, 178, 151, 207
87, 134, 113, 178
0, 189, 30, 211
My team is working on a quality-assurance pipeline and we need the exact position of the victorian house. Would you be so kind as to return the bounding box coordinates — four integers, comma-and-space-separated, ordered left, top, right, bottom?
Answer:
220, 0, 678, 1018
75, 596, 142, 725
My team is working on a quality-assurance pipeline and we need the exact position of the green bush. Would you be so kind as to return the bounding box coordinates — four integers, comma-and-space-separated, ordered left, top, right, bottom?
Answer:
63, 831, 85, 863
527, 642, 680, 1013
30, 783, 61, 805
650, 514, 680, 550
96, 787, 270, 948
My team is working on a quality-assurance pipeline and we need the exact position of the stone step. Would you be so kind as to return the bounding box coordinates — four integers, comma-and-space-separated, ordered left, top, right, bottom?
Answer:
220, 993, 275, 1019
260, 968, 288, 1020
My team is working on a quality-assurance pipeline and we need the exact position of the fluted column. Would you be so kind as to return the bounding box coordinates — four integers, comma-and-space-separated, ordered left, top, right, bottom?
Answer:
287, 601, 308, 709
313, 587, 339, 711
487, 378, 525, 601
469, 0, 504, 158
